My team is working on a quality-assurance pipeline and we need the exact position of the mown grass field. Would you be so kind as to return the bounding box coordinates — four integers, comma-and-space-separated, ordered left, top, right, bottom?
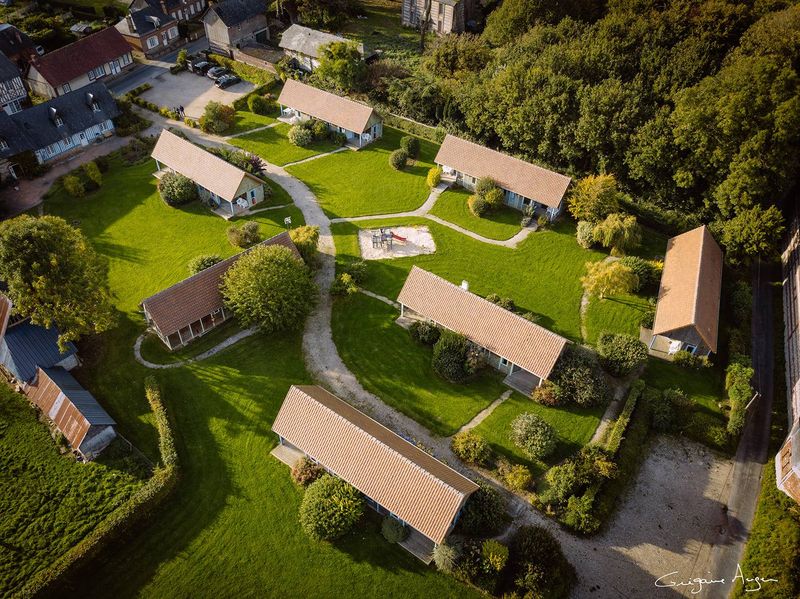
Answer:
33, 156, 476, 598
584, 292, 653, 344
287, 128, 439, 218
429, 187, 523, 241
331, 293, 506, 435
229, 123, 339, 166
230, 110, 276, 136
333, 217, 604, 341
0, 386, 145, 596
643, 359, 726, 422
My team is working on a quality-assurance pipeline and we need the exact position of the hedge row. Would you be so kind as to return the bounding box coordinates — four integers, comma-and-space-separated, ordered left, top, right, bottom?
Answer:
383, 113, 446, 144
232, 82, 276, 112
604, 380, 645, 455
125, 83, 153, 98
18, 377, 179, 598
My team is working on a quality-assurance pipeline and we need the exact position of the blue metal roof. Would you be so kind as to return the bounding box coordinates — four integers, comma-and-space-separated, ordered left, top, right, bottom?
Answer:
0, 322, 77, 382
42, 367, 115, 425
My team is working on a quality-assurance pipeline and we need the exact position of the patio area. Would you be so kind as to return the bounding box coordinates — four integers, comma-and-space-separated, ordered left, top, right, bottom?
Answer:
397, 528, 435, 564
503, 368, 540, 396
640, 326, 675, 360
270, 443, 304, 468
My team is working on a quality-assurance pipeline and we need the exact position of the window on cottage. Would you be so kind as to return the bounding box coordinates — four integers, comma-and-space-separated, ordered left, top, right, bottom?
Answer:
0, 138, 8, 150
168, 27, 178, 39
54, 115, 64, 126
147, 36, 159, 49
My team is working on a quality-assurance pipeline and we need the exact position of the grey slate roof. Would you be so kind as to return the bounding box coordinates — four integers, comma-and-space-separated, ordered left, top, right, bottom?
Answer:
130, 4, 176, 33
8, 82, 119, 150
278, 24, 352, 59
208, 0, 264, 27
1, 321, 77, 383
42, 367, 115, 425
0, 51, 20, 82
0, 23, 36, 62
0, 111, 33, 159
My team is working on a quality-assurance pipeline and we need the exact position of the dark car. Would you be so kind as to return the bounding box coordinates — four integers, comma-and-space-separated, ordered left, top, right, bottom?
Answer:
207, 66, 230, 80
190, 61, 211, 75
215, 74, 241, 89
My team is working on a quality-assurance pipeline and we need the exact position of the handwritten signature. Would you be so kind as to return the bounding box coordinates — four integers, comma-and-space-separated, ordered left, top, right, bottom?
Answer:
655, 564, 778, 594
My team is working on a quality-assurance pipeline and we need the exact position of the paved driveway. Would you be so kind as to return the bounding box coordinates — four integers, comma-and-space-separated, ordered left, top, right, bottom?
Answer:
140, 70, 254, 120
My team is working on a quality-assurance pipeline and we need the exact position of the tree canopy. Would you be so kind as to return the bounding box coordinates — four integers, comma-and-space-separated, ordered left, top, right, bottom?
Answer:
0, 215, 114, 350
315, 41, 367, 92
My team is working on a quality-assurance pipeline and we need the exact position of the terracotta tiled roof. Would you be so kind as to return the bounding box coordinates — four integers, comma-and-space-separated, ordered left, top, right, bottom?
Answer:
141, 232, 300, 338
653, 225, 723, 352
151, 129, 262, 202
272, 385, 479, 543
397, 267, 568, 380
434, 134, 571, 208
277, 79, 377, 134
29, 27, 131, 88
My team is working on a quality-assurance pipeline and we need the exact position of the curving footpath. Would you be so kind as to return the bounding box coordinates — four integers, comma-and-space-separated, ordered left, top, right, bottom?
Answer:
134, 327, 259, 369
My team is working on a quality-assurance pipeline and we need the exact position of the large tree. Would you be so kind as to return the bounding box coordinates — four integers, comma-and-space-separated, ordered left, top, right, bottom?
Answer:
581, 260, 638, 299
315, 41, 366, 92
0, 215, 114, 350
221, 244, 317, 332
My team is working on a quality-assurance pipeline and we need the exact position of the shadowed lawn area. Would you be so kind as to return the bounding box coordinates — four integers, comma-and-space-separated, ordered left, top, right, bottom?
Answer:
333, 218, 604, 341
429, 187, 523, 241
287, 128, 439, 218
331, 293, 506, 435
36, 157, 476, 598
340, 0, 419, 60
0, 386, 146, 595
643, 358, 725, 421
258, 176, 294, 208
230, 110, 276, 135
472, 392, 604, 477
138, 320, 245, 365
584, 293, 653, 344
229, 122, 339, 166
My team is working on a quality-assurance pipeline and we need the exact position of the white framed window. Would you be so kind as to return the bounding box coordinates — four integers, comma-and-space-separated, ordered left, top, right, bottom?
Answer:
54, 115, 64, 126
147, 36, 159, 49
0, 138, 8, 150
168, 26, 178, 39
99, 121, 106, 131
5, 99, 22, 114
61, 82, 71, 93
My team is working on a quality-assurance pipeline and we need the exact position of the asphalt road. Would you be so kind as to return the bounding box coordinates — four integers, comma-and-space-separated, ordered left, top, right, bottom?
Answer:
107, 38, 210, 96
687, 260, 778, 598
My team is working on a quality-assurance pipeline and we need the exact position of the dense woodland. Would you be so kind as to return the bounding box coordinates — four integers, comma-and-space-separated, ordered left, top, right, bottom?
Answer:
358, 0, 799, 261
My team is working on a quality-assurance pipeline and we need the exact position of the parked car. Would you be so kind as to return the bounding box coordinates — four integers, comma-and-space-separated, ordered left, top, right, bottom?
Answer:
206, 66, 230, 80
190, 61, 211, 75
215, 74, 241, 89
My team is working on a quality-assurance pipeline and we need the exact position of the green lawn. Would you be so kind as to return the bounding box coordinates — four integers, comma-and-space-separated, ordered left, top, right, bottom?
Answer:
287, 128, 439, 219
230, 111, 276, 136
429, 187, 523, 241
642, 359, 725, 421
331, 293, 506, 435
261, 176, 294, 207
333, 218, 604, 341
139, 320, 244, 365
584, 293, 653, 345
0, 386, 146, 596
229, 122, 339, 166
34, 158, 477, 598
472, 392, 604, 477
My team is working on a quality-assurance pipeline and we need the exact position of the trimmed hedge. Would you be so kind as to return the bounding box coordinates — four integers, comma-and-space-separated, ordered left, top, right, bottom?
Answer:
604, 380, 644, 454
382, 112, 446, 143
19, 377, 179, 597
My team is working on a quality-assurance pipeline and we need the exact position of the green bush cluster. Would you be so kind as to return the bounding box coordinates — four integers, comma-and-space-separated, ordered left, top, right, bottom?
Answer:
450, 429, 491, 465
469, 177, 505, 218
226, 221, 261, 248
381, 517, 409, 543
510, 412, 556, 460
647, 386, 693, 432
187, 254, 222, 275
63, 174, 85, 198
497, 458, 532, 491
672, 350, 710, 369
576, 220, 595, 248
389, 148, 408, 170
200, 101, 236, 134
604, 380, 644, 454
331, 272, 358, 296
399, 135, 420, 158
158, 172, 198, 206
726, 361, 754, 436
409, 320, 440, 345
381, 113, 446, 143
432, 331, 474, 383
618, 256, 662, 292
247, 94, 274, 116
289, 225, 320, 267
291, 456, 325, 487
507, 526, 575, 599
596, 332, 648, 377
341, 259, 367, 283
550, 346, 609, 407
457, 483, 506, 536
299, 475, 364, 541
485, 293, 516, 312
426, 166, 442, 188
531, 379, 561, 406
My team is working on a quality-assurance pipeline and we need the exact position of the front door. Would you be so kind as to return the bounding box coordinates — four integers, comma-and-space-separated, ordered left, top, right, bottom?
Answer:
79, 132, 88, 146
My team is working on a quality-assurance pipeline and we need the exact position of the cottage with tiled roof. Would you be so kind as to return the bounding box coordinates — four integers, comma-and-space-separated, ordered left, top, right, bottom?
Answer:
203, 0, 268, 57
647, 225, 723, 358
26, 28, 133, 99
279, 25, 361, 73
277, 79, 382, 149
272, 385, 479, 561
0, 52, 25, 115
397, 266, 569, 394
140, 232, 300, 349
435, 134, 572, 221
151, 129, 267, 217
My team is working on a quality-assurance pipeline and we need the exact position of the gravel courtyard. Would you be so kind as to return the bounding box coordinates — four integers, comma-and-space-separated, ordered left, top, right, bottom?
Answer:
141, 71, 253, 120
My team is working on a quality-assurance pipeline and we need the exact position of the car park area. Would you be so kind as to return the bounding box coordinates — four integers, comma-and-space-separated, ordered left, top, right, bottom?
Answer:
139, 69, 253, 120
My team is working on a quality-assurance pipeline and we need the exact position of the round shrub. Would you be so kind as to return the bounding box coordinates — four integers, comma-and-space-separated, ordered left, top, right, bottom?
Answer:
432, 330, 471, 383
531, 380, 561, 406
509, 526, 575, 599
433, 541, 461, 573
468, 194, 489, 217
450, 429, 491, 465
158, 172, 198, 206
475, 176, 497, 195
510, 412, 556, 460
596, 332, 648, 377
247, 94, 273, 115
311, 119, 329, 140
288, 124, 314, 147
63, 174, 85, 198
484, 187, 505, 211
187, 254, 223, 274
543, 459, 584, 504
381, 517, 409, 543
457, 483, 506, 536
576, 220, 595, 248
481, 539, 509, 573
82, 160, 102, 188
342, 259, 367, 284
426, 166, 442, 188
221, 244, 317, 333
497, 459, 532, 491
619, 256, 661, 291
289, 225, 320, 266
389, 148, 408, 170
291, 456, 325, 487
400, 135, 420, 158
640, 308, 655, 329
299, 475, 365, 541
409, 320, 440, 345
331, 272, 358, 296
330, 131, 347, 146
226, 220, 261, 248
200, 101, 235, 134
550, 346, 609, 407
